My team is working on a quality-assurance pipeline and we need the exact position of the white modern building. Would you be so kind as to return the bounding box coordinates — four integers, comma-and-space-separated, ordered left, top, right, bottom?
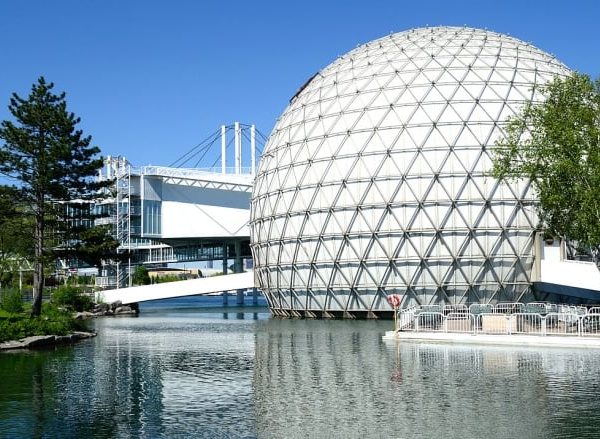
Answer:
250, 26, 573, 318
94, 123, 261, 287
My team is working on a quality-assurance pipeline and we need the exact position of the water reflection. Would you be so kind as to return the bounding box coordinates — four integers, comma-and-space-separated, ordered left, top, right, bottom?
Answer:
1, 301, 599, 438
253, 319, 600, 439
0, 350, 70, 438
0, 312, 261, 438
222, 312, 260, 320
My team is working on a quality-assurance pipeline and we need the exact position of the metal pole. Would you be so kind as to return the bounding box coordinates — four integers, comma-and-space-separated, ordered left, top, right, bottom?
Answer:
251, 124, 256, 176
222, 241, 228, 305
115, 168, 120, 289
221, 125, 226, 174
140, 175, 144, 238
234, 121, 241, 174
127, 165, 131, 287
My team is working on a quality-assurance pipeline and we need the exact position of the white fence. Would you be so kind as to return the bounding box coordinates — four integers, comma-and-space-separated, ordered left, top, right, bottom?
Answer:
398, 303, 600, 337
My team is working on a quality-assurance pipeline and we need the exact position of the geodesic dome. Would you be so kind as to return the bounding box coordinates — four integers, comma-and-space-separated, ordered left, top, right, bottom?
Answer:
250, 26, 570, 318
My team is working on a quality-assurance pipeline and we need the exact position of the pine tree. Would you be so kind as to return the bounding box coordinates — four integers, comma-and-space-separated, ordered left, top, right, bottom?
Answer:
0, 187, 33, 287
76, 223, 121, 272
0, 77, 106, 316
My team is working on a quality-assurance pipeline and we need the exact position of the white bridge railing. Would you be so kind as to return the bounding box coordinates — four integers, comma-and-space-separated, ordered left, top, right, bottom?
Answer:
397, 303, 600, 337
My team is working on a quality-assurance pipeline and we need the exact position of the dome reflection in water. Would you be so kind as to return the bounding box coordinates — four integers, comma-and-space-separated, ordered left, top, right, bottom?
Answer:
254, 319, 600, 439
1, 303, 599, 438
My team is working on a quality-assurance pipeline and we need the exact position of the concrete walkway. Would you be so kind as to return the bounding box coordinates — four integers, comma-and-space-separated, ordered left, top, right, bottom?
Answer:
96, 271, 254, 304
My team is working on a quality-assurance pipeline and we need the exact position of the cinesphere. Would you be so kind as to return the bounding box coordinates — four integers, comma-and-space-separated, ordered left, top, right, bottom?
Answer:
250, 26, 570, 318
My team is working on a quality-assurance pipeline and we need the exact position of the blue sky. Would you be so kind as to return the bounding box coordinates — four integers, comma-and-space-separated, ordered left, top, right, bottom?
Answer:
1, 0, 598, 167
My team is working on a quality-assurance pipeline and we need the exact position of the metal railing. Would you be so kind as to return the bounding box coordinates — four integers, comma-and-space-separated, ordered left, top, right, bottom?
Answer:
398, 305, 419, 330
398, 303, 600, 338
95, 276, 117, 288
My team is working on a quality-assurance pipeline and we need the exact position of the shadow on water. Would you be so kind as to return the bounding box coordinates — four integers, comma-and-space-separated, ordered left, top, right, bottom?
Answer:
1, 297, 600, 438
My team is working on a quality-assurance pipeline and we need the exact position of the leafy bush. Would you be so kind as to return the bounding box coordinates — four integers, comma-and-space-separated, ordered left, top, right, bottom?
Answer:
154, 274, 185, 284
51, 286, 93, 312
132, 266, 150, 286
66, 275, 95, 286
0, 289, 23, 314
0, 271, 14, 287
0, 304, 86, 343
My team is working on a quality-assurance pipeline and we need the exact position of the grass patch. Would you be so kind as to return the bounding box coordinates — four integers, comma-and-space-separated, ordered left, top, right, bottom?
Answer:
0, 303, 87, 343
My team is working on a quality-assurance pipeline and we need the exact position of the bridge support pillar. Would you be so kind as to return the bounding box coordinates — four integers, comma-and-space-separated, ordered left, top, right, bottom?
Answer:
234, 240, 242, 274
223, 290, 228, 305
222, 242, 228, 275
252, 287, 258, 305
232, 241, 244, 306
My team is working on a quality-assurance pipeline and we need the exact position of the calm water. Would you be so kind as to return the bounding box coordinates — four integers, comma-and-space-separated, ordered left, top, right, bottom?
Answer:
1, 297, 600, 438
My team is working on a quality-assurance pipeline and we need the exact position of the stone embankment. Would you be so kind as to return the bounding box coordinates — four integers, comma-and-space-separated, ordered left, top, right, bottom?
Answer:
0, 331, 96, 351
74, 301, 139, 319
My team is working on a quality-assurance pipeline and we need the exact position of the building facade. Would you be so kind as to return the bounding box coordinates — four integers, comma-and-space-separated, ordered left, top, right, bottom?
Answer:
92, 123, 260, 287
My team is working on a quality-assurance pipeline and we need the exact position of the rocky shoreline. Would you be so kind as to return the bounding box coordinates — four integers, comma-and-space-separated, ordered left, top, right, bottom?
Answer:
0, 331, 97, 351
74, 301, 140, 319
0, 301, 140, 352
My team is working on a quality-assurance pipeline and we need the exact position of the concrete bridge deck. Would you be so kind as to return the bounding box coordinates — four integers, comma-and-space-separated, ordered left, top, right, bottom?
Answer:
96, 271, 255, 304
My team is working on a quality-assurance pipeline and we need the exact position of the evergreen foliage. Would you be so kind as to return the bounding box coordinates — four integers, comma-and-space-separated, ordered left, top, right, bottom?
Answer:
493, 73, 600, 252
0, 289, 23, 314
0, 187, 33, 286
0, 77, 107, 316
51, 285, 93, 312
132, 265, 151, 286
75, 224, 120, 271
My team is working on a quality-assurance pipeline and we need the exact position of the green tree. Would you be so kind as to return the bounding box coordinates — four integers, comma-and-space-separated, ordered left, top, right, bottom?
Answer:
132, 265, 151, 286
0, 77, 106, 316
75, 223, 120, 271
0, 187, 33, 287
493, 72, 600, 253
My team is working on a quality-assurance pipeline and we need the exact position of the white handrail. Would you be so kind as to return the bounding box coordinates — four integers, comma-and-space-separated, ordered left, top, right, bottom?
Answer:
396, 303, 600, 338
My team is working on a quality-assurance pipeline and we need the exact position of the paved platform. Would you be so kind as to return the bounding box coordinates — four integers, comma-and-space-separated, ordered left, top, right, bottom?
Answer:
383, 330, 600, 348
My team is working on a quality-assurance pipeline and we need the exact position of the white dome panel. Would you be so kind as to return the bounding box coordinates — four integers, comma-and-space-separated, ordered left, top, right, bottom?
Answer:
250, 26, 570, 318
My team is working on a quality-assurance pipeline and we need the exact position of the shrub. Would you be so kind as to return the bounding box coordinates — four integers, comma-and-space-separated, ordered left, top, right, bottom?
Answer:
52, 285, 93, 312
0, 271, 14, 287
0, 304, 86, 343
66, 274, 95, 286
0, 289, 23, 314
154, 274, 184, 284
132, 266, 150, 285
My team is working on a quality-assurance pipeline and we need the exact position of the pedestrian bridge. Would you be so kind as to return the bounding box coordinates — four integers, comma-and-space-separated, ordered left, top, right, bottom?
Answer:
96, 271, 255, 304
95, 241, 600, 306
534, 240, 600, 301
